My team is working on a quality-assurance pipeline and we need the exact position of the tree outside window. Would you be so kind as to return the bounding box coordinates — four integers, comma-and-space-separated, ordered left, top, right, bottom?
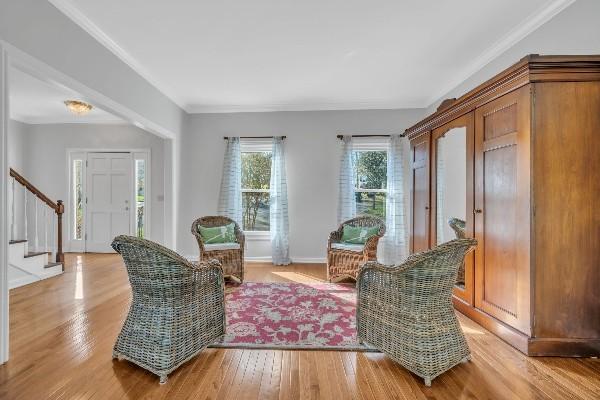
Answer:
241, 151, 272, 231
354, 150, 387, 219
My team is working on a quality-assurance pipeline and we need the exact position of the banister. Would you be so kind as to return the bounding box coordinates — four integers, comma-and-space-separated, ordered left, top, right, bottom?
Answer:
9, 168, 59, 211
9, 167, 64, 265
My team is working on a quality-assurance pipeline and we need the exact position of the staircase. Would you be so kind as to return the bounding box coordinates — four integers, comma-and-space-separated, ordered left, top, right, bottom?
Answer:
8, 168, 64, 289
9, 239, 63, 289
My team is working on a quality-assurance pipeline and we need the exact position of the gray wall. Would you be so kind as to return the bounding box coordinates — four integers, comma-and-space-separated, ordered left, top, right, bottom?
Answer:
179, 109, 425, 260
18, 123, 166, 246
428, 0, 600, 112
7, 120, 27, 239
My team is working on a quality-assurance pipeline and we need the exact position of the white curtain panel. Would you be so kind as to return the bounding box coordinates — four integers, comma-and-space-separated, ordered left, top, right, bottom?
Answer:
270, 137, 291, 265
217, 137, 243, 226
337, 135, 356, 224
381, 134, 408, 264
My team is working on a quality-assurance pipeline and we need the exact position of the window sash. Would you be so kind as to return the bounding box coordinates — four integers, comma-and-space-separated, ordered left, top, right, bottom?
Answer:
354, 188, 387, 193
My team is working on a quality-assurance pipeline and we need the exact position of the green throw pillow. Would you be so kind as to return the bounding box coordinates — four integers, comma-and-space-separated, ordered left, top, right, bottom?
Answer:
341, 224, 379, 244
198, 223, 237, 244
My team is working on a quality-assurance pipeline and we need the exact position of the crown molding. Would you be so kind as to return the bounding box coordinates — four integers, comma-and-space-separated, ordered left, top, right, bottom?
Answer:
425, 0, 577, 107
11, 115, 126, 125
48, 0, 186, 110
186, 100, 426, 114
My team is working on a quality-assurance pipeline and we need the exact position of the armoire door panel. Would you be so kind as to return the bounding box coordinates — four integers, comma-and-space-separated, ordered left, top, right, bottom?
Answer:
410, 133, 430, 253
474, 86, 531, 334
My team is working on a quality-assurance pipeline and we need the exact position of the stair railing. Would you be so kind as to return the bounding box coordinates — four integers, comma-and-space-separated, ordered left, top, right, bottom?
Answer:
9, 168, 64, 267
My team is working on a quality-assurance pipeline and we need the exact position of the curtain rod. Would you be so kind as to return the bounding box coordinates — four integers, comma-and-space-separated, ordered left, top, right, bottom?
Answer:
223, 136, 286, 140
337, 134, 404, 139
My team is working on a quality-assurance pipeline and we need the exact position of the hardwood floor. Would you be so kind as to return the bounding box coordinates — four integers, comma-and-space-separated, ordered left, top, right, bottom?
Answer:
0, 253, 598, 399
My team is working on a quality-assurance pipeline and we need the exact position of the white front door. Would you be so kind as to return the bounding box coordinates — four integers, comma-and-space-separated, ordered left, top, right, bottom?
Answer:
85, 152, 133, 252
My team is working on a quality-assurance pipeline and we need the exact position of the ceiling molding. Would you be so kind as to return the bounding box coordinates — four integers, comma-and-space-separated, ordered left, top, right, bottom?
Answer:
48, 0, 187, 110
11, 115, 126, 125
187, 100, 426, 114
425, 0, 576, 107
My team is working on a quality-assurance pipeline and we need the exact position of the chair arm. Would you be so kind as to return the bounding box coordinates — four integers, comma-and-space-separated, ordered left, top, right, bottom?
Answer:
363, 235, 382, 255
236, 229, 245, 248
328, 230, 342, 250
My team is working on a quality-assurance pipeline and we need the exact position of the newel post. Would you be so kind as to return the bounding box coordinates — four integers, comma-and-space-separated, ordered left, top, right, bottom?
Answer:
56, 200, 64, 266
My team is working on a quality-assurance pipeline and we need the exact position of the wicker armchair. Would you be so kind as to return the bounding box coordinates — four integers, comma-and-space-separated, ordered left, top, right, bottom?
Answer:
448, 218, 466, 285
356, 238, 477, 386
448, 218, 466, 238
327, 216, 386, 282
191, 216, 245, 282
111, 235, 226, 384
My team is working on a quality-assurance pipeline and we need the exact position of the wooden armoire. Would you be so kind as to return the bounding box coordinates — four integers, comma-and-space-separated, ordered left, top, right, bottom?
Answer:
405, 55, 600, 356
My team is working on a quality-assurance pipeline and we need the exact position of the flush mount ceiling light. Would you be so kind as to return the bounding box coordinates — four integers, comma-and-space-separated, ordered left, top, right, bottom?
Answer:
64, 100, 93, 115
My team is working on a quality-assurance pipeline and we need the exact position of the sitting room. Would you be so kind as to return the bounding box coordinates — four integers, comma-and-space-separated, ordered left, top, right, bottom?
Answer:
0, 1, 599, 399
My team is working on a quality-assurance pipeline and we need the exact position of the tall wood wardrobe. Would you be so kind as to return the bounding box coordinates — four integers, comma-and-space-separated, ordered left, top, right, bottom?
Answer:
405, 55, 600, 356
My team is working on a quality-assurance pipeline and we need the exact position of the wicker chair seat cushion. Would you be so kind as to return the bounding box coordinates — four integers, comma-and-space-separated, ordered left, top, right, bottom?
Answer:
331, 243, 365, 252
204, 243, 241, 251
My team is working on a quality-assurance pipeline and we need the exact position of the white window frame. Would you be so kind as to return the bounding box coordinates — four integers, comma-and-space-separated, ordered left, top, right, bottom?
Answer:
240, 139, 272, 238
66, 148, 151, 251
352, 138, 389, 217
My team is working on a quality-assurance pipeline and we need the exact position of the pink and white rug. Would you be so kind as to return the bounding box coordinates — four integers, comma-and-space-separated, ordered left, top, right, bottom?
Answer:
210, 282, 373, 351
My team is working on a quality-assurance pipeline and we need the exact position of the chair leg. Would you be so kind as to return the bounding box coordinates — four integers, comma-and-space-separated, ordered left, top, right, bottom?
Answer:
159, 374, 168, 385
461, 355, 471, 363
424, 377, 432, 387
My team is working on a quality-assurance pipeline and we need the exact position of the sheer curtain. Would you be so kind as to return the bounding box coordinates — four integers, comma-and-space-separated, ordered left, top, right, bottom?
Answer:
337, 135, 356, 224
381, 134, 408, 264
270, 137, 291, 265
217, 137, 243, 226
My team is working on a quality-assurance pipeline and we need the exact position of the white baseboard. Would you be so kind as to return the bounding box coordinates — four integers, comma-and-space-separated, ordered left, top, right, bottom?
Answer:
183, 255, 326, 264
9, 275, 38, 290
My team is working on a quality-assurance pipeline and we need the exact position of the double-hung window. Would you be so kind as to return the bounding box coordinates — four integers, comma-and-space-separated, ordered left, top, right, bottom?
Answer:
241, 140, 272, 231
353, 140, 388, 219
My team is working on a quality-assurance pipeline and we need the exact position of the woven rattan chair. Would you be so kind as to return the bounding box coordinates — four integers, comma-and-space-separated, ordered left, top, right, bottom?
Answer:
448, 218, 466, 238
111, 235, 226, 384
191, 216, 245, 282
327, 216, 385, 282
448, 218, 466, 285
357, 238, 477, 386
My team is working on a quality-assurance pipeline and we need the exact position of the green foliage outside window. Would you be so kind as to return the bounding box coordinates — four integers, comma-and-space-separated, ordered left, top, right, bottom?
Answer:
241, 152, 272, 231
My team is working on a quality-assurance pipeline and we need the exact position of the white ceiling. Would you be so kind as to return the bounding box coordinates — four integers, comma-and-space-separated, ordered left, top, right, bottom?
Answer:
50, 0, 572, 113
9, 67, 124, 124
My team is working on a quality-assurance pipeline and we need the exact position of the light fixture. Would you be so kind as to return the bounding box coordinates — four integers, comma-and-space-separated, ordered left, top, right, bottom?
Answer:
64, 100, 93, 115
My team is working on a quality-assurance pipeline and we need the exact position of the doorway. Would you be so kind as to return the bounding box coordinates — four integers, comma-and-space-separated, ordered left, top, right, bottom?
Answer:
68, 150, 150, 253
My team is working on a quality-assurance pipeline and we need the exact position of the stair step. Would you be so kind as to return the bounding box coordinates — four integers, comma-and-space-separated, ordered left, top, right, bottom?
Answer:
24, 252, 48, 259
9, 239, 27, 245
44, 262, 62, 269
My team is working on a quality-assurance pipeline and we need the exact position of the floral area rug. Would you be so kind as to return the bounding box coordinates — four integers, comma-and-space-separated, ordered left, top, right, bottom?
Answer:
210, 282, 375, 351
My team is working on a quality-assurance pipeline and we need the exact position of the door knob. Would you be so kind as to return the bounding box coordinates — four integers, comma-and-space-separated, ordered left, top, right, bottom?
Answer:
474, 209, 483, 214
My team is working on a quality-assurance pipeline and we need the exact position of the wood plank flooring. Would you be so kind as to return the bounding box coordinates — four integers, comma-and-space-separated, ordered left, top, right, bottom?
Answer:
0, 253, 598, 399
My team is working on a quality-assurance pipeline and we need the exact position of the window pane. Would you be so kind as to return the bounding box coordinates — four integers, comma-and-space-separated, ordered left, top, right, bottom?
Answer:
135, 159, 145, 238
354, 151, 387, 190
242, 192, 270, 231
242, 152, 272, 190
356, 192, 386, 219
72, 160, 83, 240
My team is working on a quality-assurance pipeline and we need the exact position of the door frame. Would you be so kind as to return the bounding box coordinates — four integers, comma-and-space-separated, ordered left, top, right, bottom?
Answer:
66, 148, 151, 252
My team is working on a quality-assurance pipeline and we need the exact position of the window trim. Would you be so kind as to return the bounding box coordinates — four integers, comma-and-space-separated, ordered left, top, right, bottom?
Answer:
240, 139, 272, 233
352, 140, 389, 219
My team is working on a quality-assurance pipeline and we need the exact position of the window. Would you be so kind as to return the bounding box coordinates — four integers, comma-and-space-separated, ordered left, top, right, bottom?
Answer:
134, 159, 146, 238
72, 159, 84, 240
241, 142, 272, 231
353, 144, 388, 219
